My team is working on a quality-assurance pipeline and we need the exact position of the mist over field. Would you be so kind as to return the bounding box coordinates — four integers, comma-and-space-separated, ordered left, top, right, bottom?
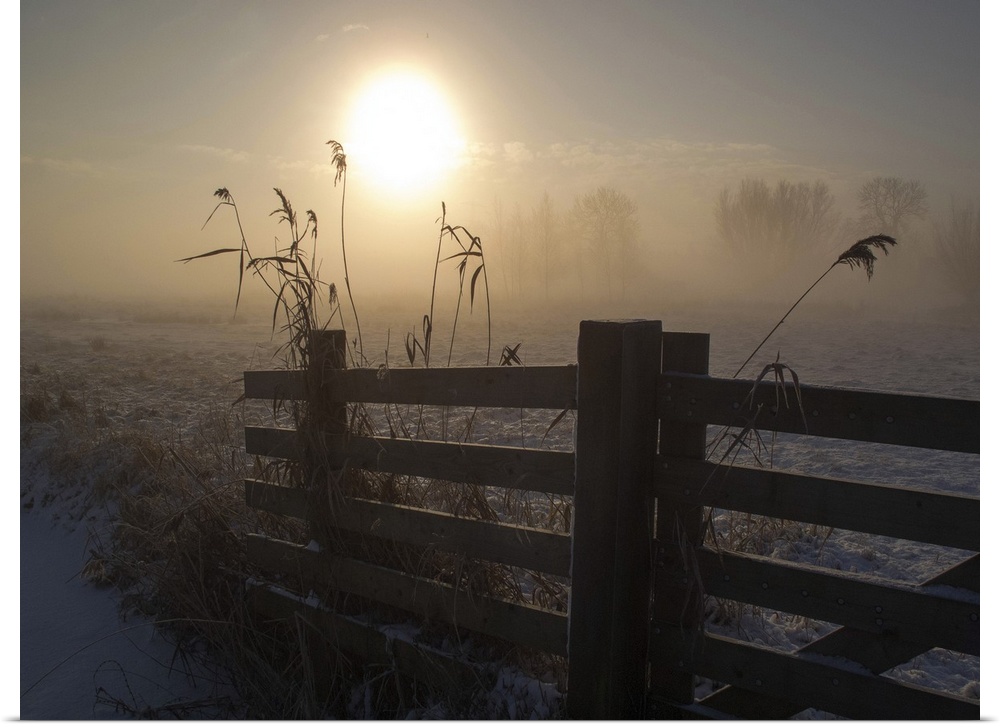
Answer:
19, 0, 984, 720
21, 2, 980, 326
19, 167, 978, 335
20, 138, 979, 323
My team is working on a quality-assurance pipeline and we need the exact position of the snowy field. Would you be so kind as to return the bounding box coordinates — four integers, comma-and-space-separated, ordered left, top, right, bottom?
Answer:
17, 301, 981, 718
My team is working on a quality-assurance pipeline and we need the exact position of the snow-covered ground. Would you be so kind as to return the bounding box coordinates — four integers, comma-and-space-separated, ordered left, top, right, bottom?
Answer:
16, 301, 982, 718
20, 501, 240, 719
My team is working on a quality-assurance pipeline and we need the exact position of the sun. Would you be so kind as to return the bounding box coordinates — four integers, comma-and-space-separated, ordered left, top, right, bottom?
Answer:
345, 70, 465, 194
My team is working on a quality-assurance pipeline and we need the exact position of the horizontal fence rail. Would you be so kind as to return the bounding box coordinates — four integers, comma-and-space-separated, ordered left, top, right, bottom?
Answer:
656, 457, 979, 551
648, 626, 978, 721
656, 545, 978, 654
671, 554, 979, 720
247, 534, 568, 655
245, 427, 575, 496
246, 479, 572, 576
242, 329, 574, 704
659, 372, 979, 452
240, 324, 979, 719
651, 336, 979, 720
245, 365, 579, 410
249, 585, 484, 694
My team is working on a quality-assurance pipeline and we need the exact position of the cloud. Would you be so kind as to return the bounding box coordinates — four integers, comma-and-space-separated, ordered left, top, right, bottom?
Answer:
458, 142, 499, 171
315, 33, 330, 42
462, 136, 837, 191
503, 142, 534, 164
178, 144, 251, 164
342, 23, 370, 33
265, 155, 334, 180
21, 155, 105, 177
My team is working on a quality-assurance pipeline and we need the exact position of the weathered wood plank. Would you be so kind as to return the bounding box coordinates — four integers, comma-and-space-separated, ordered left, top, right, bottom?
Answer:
659, 373, 979, 453
245, 479, 571, 576
656, 457, 980, 551
245, 426, 301, 460
690, 554, 979, 719
645, 695, 738, 720
657, 546, 979, 655
243, 428, 575, 496
649, 627, 979, 720
245, 370, 307, 402
652, 331, 711, 706
246, 534, 568, 655
249, 584, 483, 694
245, 479, 311, 518
341, 435, 575, 496
304, 330, 350, 557
568, 320, 661, 719
309, 329, 350, 448
246, 365, 578, 410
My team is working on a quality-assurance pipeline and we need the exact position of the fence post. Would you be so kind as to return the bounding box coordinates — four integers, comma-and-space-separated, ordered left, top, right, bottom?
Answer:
307, 329, 348, 445
304, 328, 348, 535
650, 332, 710, 709
301, 329, 348, 704
568, 319, 662, 719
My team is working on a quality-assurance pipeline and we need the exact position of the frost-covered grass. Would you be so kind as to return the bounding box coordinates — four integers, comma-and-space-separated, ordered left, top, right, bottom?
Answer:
19, 300, 980, 718
19, 303, 572, 718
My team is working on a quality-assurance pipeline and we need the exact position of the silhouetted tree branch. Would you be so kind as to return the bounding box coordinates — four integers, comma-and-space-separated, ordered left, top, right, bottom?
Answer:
857, 176, 927, 237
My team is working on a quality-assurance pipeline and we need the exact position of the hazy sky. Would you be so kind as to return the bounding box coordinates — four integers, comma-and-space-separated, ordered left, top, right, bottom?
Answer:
20, 0, 981, 305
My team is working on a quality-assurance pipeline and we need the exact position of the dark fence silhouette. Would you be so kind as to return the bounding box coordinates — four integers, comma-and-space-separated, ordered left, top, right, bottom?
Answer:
242, 321, 979, 719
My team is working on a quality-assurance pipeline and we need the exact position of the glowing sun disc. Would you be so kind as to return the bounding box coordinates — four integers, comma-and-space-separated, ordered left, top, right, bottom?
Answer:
346, 72, 464, 193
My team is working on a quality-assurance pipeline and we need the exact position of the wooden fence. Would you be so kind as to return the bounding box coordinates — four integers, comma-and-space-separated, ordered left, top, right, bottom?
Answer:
241, 321, 979, 719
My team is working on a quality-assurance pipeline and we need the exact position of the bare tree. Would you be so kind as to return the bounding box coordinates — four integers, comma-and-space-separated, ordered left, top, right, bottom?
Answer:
506, 203, 529, 299
572, 186, 639, 299
934, 198, 979, 306
532, 191, 560, 301
857, 176, 928, 237
488, 197, 514, 298
715, 178, 838, 265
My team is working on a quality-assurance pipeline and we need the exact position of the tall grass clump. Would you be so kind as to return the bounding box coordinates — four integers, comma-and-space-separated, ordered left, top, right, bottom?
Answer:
20, 354, 323, 716
169, 139, 565, 715
405, 203, 493, 369
180, 186, 336, 371
81, 411, 318, 717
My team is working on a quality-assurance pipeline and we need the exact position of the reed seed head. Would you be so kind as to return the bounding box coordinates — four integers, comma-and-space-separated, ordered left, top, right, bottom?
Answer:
328, 140, 347, 186
835, 234, 897, 280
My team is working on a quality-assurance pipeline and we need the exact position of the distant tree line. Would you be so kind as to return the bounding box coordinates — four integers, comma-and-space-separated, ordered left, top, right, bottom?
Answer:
487, 185, 640, 303
933, 198, 979, 306
480, 173, 977, 309
715, 178, 839, 264
714, 174, 976, 305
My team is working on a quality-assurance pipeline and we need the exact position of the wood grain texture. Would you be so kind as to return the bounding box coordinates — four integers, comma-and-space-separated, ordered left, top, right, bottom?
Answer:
681, 555, 980, 719
568, 320, 661, 719
652, 332, 710, 706
656, 545, 978, 655
659, 373, 978, 453
246, 534, 568, 655
656, 457, 979, 550
250, 584, 484, 695
649, 626, 978, 720
243, 429, 574, 495
245, 479, 571, 576
245, 365, 578, 409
